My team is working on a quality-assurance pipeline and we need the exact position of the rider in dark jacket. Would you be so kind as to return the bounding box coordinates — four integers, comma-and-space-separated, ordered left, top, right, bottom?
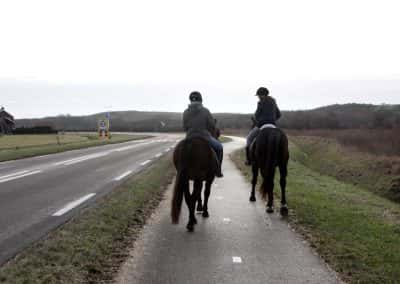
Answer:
245, 87, 281, 165
183, 91, 224, 177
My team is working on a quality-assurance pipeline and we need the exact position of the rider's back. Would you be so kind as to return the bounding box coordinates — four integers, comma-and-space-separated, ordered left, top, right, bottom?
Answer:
183, 102, 215, 139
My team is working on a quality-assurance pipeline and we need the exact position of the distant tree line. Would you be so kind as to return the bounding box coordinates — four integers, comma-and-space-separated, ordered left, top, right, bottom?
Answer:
15, 104, 400, 132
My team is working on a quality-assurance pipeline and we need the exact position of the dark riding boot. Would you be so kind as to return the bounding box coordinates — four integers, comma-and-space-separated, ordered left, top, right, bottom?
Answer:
245, 146, 251, 166
216, 153, 223, 178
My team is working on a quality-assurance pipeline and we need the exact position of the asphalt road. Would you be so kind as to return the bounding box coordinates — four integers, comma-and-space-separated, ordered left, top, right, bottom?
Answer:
0, 133, 181, 265
116, 137, 342, 284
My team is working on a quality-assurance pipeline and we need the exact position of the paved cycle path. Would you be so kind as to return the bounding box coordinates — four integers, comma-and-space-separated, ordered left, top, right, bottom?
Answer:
116, 137, 341, 284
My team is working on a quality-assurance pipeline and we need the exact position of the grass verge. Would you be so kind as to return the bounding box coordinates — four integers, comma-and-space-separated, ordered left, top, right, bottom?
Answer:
0, 134, 151, 162
0, 155, 175, 284
230, 145, 400, 284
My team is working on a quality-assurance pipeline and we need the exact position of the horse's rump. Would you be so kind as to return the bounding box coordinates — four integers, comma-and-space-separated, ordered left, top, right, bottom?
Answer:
173, 137, 217, 180
255, 128, 288, 178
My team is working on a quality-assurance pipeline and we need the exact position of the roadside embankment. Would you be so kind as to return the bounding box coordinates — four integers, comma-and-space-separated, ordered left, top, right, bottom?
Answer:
290, 135, 400, 203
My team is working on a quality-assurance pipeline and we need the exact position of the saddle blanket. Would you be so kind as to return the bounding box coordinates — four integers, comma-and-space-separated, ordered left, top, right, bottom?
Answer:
260, 124, 277, 130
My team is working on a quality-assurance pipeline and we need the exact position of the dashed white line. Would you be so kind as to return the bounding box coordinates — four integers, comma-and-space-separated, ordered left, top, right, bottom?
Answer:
232, 257, 242, 263
114, 170, 133, 181
0, 170, 29, 180
154, 153, 162, 158
0, 170, 42, 184
53, 152, 109, 166
52, 193, 96, 216
140, 160, 152, 166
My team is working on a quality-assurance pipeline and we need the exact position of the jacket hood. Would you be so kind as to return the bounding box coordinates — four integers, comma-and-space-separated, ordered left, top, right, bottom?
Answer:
188, 102, 203, 112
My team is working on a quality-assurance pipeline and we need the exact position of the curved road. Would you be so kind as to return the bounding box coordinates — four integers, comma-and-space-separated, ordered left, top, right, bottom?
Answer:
0, 133, 181, 264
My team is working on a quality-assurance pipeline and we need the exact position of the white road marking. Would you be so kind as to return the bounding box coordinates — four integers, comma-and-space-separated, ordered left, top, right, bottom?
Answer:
223, 218, 231, 223
0, 170, 42, 184
52, 193, 96, 216
114, 170, 133, 181
53, 152, 109, 166
154, 153, 162, 158
0, 170, 29, 180
232, 257, 242, 263
140, 160, 152, 166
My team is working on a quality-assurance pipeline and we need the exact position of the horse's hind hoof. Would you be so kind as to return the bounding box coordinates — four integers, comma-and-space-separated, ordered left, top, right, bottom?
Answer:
280, 206, 289, 217
202, 211, 209, 218
249, 196, 256, 202
266, 207, 274, 214
196, 204, 203, 212
186, 223, 194, 232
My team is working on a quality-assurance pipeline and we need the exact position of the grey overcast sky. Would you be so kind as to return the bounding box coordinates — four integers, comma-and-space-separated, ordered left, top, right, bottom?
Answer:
1, 0, 400, 118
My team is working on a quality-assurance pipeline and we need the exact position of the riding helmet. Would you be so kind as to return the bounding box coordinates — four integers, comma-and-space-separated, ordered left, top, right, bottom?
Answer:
256, 87, 269, 96
189, 91, 203, 102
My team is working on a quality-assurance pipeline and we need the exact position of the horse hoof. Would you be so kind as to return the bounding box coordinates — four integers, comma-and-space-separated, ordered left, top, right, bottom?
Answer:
202, 211, 209, 218
186, 223, 194, 232
196, 205, 203, 212
280, 206, 289, 216
266, 207, 274, 214
249, 196, 256, 202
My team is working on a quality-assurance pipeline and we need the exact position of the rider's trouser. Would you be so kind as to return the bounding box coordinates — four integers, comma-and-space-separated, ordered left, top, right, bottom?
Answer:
246, 127, 260, 147
207, 136, 223, 169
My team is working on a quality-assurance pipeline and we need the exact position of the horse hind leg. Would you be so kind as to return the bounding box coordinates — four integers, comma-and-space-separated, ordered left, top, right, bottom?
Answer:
265, 168, 276, 214
184, 180, 198, 232
279, 162, 289, 217
250, 164, 258, 202
202, 178, 213, 218
196, 192, 203, 212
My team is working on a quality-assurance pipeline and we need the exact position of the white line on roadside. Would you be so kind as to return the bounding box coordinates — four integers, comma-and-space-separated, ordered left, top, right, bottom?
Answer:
0, 170, 29, 180
232, 257, 242, 263
114, 170, 133, 181
154, 153, 162, 158
140, 160, 152, 166
52, 193, 96, 217
0, 170, 42, 184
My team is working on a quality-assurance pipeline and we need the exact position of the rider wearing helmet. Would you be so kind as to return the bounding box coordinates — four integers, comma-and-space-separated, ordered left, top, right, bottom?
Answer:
245, 87, 281, 165
183, 91, 224, 177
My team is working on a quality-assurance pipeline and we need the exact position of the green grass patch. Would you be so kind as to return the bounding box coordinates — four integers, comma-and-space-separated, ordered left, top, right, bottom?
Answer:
0, 133, 151, 162
230, 145, 400, 284
0, 155, 175, 283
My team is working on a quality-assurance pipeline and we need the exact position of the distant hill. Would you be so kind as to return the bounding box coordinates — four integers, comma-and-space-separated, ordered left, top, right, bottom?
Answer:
16, 104, 400, 132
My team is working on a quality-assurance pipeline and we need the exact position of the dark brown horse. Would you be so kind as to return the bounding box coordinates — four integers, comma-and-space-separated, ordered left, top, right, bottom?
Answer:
171, 137, 217, 231
249, 127, 289, 216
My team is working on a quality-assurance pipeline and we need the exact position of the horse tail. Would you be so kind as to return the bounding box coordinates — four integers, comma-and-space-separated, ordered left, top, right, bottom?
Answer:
260, 130, 281, 199
171, 139, 191, 224
171, 169, 186, 224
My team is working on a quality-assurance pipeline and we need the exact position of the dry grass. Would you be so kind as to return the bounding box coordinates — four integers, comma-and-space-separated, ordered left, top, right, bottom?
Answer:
288, 128, 400, 156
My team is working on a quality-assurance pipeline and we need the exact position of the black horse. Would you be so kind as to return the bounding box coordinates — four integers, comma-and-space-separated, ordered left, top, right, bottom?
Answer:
171, 137, 218, 231
249, 127, 289, 216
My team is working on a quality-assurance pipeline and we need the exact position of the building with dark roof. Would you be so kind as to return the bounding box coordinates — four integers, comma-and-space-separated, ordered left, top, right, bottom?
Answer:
0, 107, 15, 134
